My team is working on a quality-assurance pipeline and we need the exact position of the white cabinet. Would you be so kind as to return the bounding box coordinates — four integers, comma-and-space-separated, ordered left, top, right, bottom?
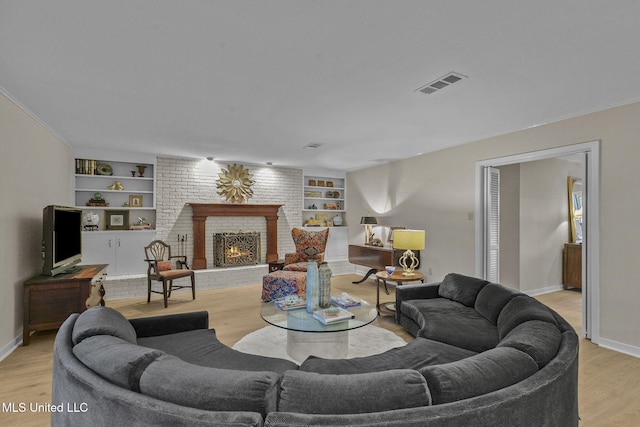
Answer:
82, 231, 155, 276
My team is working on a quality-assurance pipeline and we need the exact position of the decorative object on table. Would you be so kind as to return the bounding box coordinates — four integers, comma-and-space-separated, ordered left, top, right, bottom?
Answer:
360, 216, 378, 245
136, 164, 147, 177
330, 292, 361, 308
82, 211, 100, 231
370, 238, 384, 247
96, 163, 113, 176
86, 192, 108, 206
216, 163, 254, 203
105, 210, 129, 230
385, 265, 395, 275
108, 181, 125, 190
318, 261, 332, 308
129, 194, 143, 207
274, 295, 306, 311
393, 229, 425, 276
332, 215, 343, 226
305, 260, 319, 313
312, 307, 355, 325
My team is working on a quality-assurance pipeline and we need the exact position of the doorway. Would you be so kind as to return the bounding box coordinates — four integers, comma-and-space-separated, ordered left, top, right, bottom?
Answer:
475, 141, 600, 342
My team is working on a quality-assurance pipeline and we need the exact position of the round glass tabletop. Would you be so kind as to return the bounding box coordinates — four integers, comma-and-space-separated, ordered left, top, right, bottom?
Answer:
260, 301, 378, 333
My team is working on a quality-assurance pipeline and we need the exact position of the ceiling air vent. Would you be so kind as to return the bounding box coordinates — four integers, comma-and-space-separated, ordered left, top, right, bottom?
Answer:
302, 142, 324, 149
416, 72, 467, 95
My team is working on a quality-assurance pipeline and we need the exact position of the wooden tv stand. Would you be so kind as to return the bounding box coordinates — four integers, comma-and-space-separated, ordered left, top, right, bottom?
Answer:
23, 264, 107, 346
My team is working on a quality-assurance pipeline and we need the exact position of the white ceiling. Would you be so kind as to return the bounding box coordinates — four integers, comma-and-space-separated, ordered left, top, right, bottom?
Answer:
2, 1, 640, 172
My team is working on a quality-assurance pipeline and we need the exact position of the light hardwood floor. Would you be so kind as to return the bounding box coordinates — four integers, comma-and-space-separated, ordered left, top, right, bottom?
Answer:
1, 274, 638, 426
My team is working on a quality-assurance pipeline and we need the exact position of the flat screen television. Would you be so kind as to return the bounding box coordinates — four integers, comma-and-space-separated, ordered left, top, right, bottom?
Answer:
42, 205, 82, 276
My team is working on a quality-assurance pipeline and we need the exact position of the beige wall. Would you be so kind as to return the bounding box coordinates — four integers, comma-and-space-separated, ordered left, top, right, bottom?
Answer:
0, 92, 72, 356
347, 100, 640, 351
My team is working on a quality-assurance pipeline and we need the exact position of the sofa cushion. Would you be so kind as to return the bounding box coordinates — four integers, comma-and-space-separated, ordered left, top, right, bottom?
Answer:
71, 306, 137, 345
137, 328, 298, 374
437, 273, 489, 307
72, 335, 164, 392
402, 298, 499, 352
139, 355, 279, 416
497, 295, 558, 339
498, 320, 562, 368
420, 347, 539, 404
300, 337, 477, 374
278, 369, 431, 414
474, 282, 520, 323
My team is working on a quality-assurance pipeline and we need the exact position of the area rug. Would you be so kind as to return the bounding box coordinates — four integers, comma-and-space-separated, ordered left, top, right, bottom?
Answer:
232, 325, 407, 363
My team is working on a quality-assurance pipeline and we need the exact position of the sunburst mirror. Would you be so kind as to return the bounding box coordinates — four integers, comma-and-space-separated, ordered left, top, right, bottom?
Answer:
216, 163, 255, 203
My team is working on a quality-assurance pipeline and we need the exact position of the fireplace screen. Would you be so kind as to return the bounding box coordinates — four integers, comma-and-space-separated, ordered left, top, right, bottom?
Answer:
213, 232, 260, 267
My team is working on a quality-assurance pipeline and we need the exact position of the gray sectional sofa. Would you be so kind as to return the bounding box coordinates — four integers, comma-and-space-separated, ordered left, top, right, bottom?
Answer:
52, 273, 579, 426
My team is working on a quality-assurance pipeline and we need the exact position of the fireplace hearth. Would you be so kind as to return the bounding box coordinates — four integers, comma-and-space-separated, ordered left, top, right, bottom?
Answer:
213, 232, 260, 267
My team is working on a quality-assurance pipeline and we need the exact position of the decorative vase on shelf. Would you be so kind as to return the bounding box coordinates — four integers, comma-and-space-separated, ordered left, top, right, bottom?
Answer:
306, 261, 319, 313
318, 261, 332, 308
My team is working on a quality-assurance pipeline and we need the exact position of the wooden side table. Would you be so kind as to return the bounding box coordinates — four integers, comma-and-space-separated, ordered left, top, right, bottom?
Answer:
23, 264, 107, 345
268, 259, 285, 272
375, 270, 424, 316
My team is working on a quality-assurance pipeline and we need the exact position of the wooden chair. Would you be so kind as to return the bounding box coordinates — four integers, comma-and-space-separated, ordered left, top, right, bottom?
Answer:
144, 240, 195, 308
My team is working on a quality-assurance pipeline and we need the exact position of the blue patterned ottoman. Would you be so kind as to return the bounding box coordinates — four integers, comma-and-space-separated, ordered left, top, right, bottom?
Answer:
262, 270, 307, 302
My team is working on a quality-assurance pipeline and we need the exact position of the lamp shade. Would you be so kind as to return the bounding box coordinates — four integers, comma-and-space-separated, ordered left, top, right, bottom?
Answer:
393, 230, 425, 251
360, 216, 378, 225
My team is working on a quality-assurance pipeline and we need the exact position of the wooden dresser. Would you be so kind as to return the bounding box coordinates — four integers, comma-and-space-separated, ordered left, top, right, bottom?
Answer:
563, 243, 582, 289
23, 264, 107, 345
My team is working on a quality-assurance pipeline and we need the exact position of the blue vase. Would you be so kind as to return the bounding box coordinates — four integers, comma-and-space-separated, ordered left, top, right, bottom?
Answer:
306, 261, 319, 313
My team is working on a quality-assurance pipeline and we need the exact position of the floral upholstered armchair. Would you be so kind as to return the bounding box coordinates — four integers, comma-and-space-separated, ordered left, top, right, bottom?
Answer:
283, 228, 330, 272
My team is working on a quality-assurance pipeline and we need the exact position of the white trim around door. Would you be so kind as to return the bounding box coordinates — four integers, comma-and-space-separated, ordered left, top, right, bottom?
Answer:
475, 140, 600, 343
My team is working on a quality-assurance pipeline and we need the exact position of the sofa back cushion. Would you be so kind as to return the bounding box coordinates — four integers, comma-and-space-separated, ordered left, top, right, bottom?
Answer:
72, 335, 164, 392
72, 306, 137, 345
497, 295, 558, 340
420, 347, 538, 404
437, 273, 489, 307
139, 355, 279, 416
474, 283, 520, 323
278, 369, 431, 414
498, 320, 562, 368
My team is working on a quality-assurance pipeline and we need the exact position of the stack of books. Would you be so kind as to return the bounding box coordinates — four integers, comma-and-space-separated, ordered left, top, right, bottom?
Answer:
312, 307, 355, 325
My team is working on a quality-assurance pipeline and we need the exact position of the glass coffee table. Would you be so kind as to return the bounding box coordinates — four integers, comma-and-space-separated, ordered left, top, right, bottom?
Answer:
260, 301, 377, 362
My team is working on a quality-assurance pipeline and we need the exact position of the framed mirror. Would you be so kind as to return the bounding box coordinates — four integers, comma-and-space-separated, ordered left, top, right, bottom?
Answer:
567, 176, 583, 243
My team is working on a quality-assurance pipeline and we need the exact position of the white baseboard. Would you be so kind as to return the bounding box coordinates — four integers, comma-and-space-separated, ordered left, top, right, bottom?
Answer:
523, 284, 564, 297
598, 338, 640, 359
0, 333, 22, 363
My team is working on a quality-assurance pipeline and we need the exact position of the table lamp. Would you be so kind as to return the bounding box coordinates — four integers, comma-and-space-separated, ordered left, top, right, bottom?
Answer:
360, 216, 378, 245
393, 229, 425, 275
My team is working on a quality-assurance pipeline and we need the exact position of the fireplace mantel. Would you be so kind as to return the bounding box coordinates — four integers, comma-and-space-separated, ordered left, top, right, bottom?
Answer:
188, 203, 283, 270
